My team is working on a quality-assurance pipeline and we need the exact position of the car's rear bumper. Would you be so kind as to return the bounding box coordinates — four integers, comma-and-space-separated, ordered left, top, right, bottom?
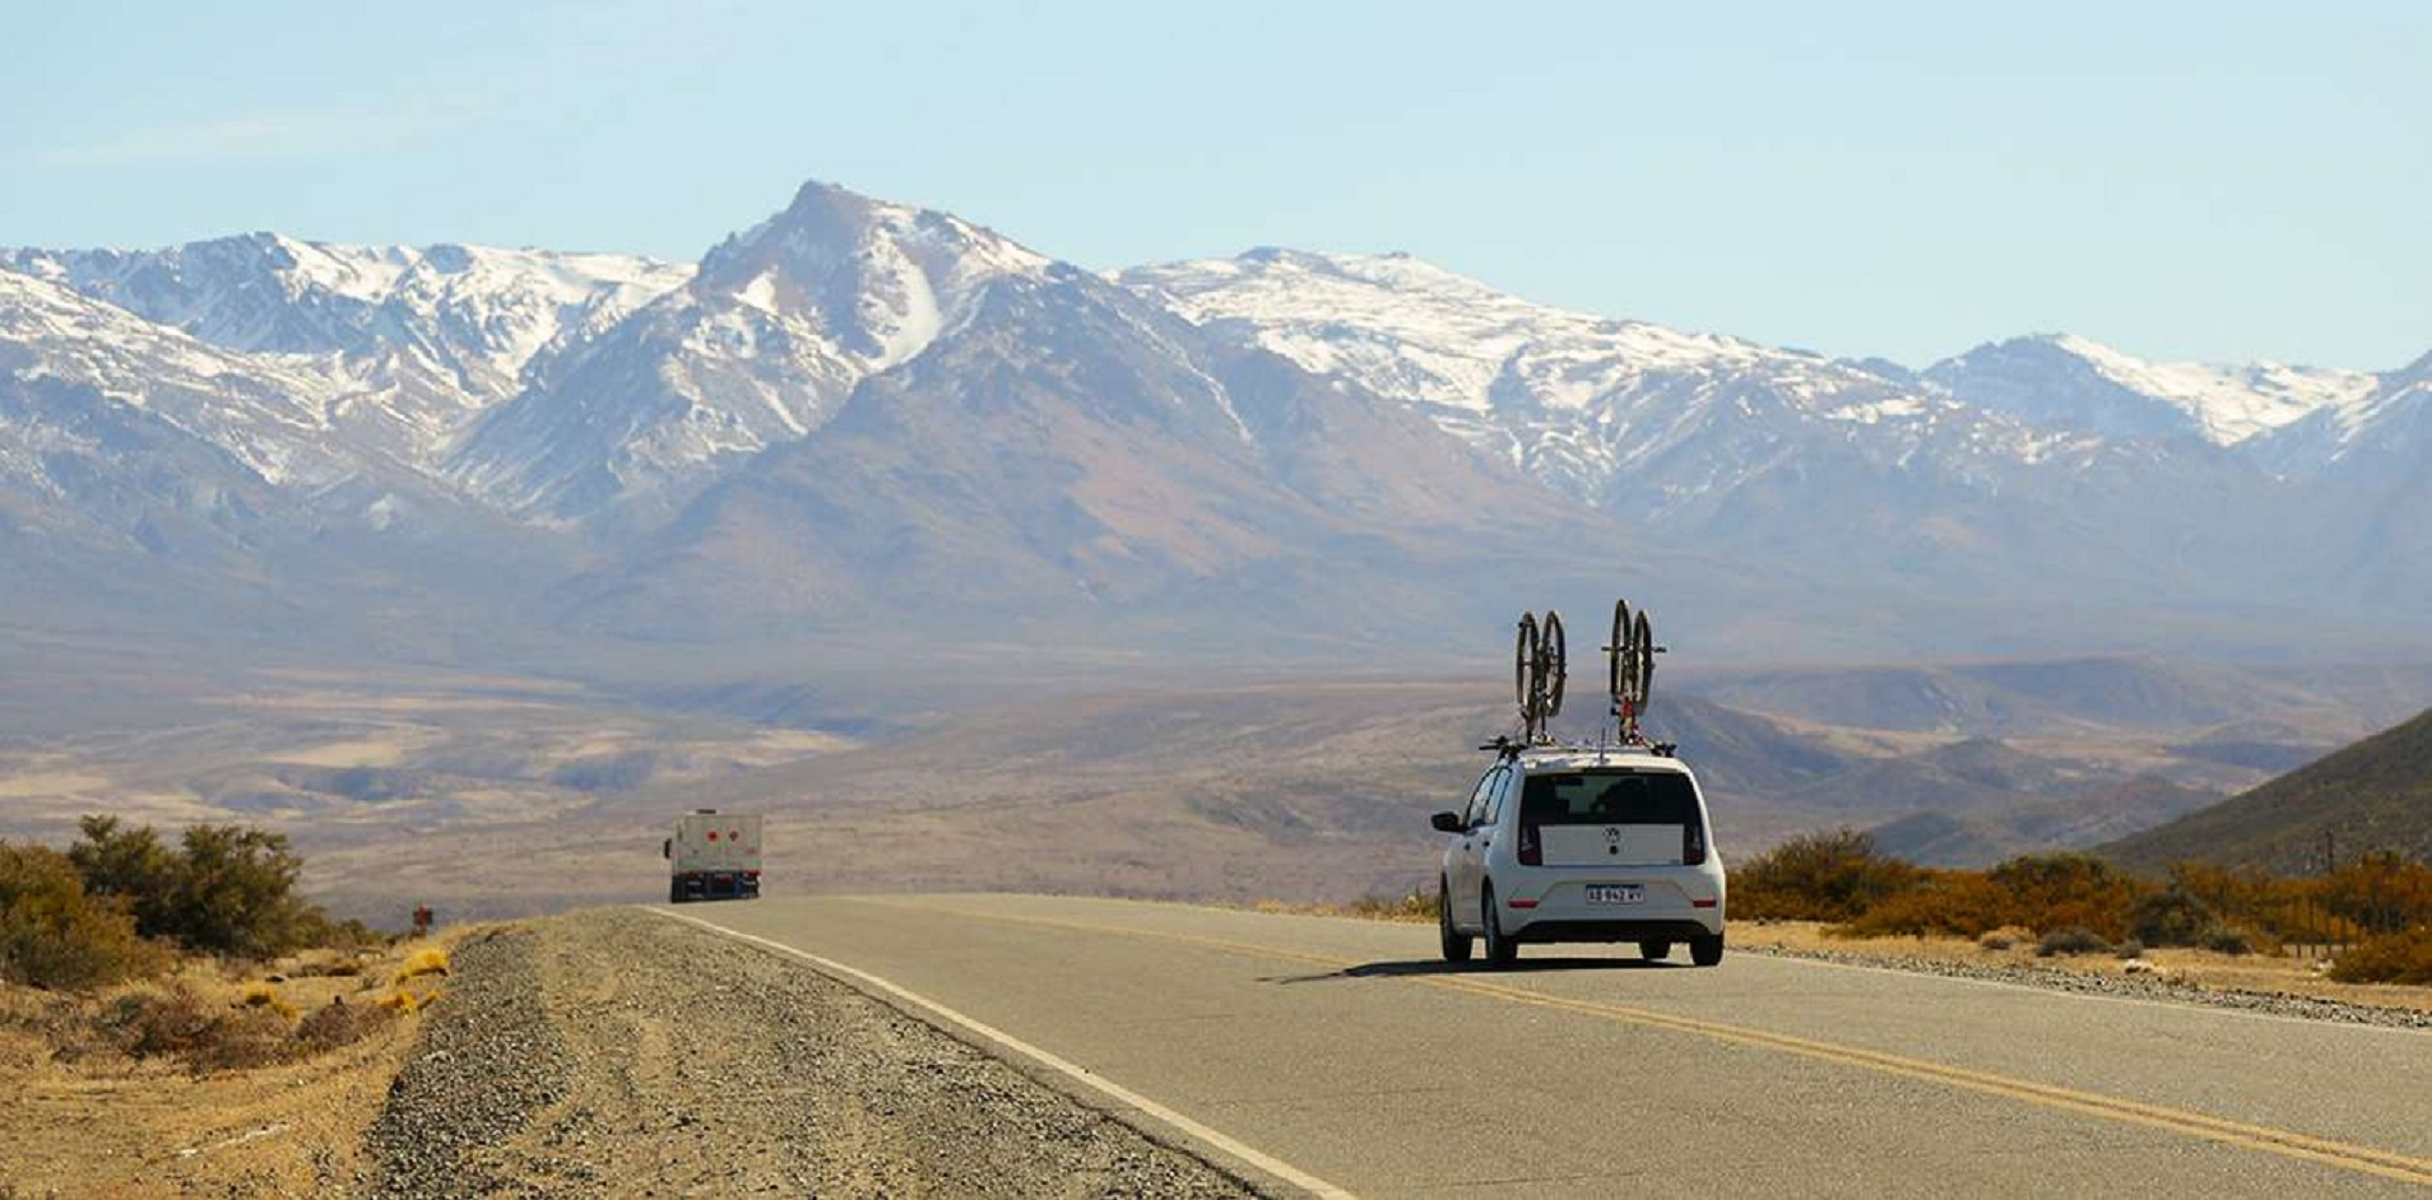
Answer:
1497, 871, 1724, 940
1507, 917, 1715, 944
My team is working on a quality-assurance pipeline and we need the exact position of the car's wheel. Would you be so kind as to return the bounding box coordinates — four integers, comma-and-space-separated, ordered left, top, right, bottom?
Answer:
1690, 931, 1725, 967
1638, 940, 1672, 962
1439, 877, 1473, 963
667, 881, 684, 905
1481, 884, 1518, 968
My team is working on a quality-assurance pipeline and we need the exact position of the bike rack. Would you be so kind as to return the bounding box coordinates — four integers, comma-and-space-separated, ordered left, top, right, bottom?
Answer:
1496, 597, 1670, 755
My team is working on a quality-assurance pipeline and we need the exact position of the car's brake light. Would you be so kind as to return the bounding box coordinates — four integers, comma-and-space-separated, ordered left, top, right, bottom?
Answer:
1692, 898, 1718, 909
744, 870, 761, 880
1518, 824, 1541, 866
1684, 823, 1707, 866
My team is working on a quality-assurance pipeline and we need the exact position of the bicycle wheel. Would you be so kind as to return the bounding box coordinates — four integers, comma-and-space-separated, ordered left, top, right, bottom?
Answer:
1517, 618, 1537, 720
1632, 608, 1655, 715
1540, 610, 1567, 719
1608, 599, 1632, 707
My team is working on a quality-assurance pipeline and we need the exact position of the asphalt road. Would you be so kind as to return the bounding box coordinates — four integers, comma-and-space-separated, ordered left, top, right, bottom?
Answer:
660, 895, 2432, 1197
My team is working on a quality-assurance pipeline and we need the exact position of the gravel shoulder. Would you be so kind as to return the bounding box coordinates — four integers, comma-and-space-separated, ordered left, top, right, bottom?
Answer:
1728, 921, 2432, 1030
366, 907, 1258, 1197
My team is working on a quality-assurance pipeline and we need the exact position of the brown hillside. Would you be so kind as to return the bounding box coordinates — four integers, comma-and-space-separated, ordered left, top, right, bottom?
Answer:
2102, 706, 2432, 872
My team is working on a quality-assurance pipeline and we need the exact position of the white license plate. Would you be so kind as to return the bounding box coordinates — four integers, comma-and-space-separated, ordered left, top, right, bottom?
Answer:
1585, 884, 1645, 905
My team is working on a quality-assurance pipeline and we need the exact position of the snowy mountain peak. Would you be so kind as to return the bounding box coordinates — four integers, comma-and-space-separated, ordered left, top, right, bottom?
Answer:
692, 180, 1049, 372
1122, 248, 1788, 422
1929, 332, 2375, 446
445, 181, 1059, 519
0, 235, 691, 386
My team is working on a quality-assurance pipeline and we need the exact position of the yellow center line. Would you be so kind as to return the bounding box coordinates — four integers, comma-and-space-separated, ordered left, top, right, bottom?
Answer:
849, 897, 2432, 1189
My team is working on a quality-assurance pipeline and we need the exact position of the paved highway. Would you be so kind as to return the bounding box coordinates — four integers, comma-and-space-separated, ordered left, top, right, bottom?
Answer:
659, 895, 2432, 1196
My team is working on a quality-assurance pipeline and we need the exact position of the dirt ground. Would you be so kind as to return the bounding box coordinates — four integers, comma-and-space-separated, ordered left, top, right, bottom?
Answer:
0, 940, 447, 1197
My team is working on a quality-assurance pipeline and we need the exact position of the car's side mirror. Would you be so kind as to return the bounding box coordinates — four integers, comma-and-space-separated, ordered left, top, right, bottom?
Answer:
1430, 811, 1465, 834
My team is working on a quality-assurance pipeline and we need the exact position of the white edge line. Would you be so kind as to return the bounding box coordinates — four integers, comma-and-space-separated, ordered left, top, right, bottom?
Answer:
646, 906, 1355, 1199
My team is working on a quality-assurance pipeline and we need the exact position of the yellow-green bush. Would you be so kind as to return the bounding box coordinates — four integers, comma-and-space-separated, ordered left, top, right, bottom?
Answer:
0, 841, 170, 990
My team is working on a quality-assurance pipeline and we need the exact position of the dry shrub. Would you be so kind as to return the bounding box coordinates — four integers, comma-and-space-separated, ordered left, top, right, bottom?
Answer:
2129, 884, 2217, 947
101, 980, 295, 1072
1985, 855, 2143, 942
376, 987, 439, 1015
1732, 829, 1923, 922
1834, 855, 2146, 941
2037, 927, 2111, 957
1977, 926, 2031, 951
392, 947, 449, 985
293, 995, 397, 1053
2327, 926, 2432, 985
1838, 870, 2012, 938
238, 981, 298, 1021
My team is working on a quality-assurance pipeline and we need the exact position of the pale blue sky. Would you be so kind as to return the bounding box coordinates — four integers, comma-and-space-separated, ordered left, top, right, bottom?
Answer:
2, 1, 2424, 369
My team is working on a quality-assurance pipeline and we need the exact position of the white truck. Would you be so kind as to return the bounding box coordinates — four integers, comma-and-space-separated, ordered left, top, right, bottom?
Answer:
663, 809, 763, 903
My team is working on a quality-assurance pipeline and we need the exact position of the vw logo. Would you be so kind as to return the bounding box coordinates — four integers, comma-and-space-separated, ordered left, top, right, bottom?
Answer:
1603, 826, 1623, 844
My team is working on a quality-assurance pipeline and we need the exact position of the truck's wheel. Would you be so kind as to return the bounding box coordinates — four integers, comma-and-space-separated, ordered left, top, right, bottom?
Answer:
1639, 940, 1672, 962
1482, 884, 1518, 968
1691, 931, 1725, 967
668, 881, 685, 905
1439, 877, 1473, 963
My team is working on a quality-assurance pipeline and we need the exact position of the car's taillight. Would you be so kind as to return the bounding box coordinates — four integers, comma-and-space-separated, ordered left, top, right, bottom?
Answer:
1684, 823, 1707, 866
744, 870, 761, 880
1518, 824, 1541, 866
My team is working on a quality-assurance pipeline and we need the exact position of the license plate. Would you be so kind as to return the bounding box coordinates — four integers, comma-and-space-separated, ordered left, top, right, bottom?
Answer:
1586, 884, 1644, 905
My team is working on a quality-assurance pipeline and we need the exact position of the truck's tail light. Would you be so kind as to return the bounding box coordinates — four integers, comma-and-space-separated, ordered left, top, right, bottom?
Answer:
1684, 823, 1707, 866
1518, 824, 1541, 867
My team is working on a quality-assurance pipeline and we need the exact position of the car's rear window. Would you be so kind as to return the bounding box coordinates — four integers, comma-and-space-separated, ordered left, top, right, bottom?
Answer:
1520, 770, 1699, 826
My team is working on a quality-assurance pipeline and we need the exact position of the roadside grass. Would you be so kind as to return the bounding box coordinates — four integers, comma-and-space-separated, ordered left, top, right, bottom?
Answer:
393, 946, 449, 984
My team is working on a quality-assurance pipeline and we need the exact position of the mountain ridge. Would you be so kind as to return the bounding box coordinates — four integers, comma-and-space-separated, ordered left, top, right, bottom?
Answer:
5, 178, 2431, 661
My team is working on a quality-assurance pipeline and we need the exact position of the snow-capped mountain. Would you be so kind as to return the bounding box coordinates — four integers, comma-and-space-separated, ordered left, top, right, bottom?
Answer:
1122, 248, 1882, 501
1120, 247, 2432, 642
1122, 249, 2098, 521
1926, 333, 2376, 447
0, 266, 355, 491
565, 261, 1608, 640
4, 177, 2428, 661
449, 182, 1051, 519
1, 235, 691, 468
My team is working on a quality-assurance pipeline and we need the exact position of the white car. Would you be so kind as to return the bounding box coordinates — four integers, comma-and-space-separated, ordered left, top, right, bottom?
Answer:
1433, 745, 1726, 967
